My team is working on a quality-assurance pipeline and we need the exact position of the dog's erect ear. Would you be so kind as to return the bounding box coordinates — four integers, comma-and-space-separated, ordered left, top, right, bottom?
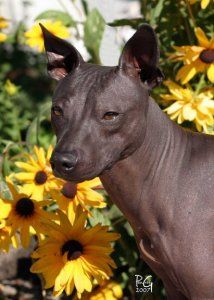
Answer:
118, 24, 164, 89
40, 24, 84, 80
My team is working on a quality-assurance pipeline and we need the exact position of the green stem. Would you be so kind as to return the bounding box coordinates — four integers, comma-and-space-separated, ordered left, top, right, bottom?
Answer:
186, 0, 196, 28
195, 74, 205, 94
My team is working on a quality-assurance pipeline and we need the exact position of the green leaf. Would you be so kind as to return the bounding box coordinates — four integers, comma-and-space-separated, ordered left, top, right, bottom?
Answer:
88, 208, 111, 226
108, 18, 144, 29
84, 8, 105, 63
35, 10, 76, 27
2, 155, 11, 177
26, 116, 39, 146
150, 0, 165, 25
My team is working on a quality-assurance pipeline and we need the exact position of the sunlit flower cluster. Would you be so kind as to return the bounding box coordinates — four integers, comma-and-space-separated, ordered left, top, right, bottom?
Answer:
162, 81, 214, 133
0, 146, 121, 299
165, 25, 214, 133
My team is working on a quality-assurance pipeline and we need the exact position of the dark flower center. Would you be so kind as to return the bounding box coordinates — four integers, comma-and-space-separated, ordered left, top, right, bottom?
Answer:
35, 171, 47, 184
61, 182, 77, 199
199, 49, 214, 64
61, 240, 83, 260
15, 198, 35, 217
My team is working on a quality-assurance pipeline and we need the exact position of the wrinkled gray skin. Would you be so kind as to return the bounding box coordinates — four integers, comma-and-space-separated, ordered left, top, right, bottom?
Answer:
41, 24, 214, 300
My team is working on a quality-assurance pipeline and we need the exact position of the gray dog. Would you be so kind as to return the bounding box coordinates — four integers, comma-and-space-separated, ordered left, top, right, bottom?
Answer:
41, 24, 214, 300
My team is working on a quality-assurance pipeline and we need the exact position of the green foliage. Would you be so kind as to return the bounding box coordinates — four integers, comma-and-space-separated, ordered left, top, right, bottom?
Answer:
84, 8, 105, 63
0, 82, 29, 146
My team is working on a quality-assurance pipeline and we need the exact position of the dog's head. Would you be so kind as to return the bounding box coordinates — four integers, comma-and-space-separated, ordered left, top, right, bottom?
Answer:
41, 24, 163, 182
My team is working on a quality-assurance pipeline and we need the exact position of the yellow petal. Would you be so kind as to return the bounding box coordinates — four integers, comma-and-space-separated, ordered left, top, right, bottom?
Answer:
55, 262, 72, 290
5, 177, 19, 199
31, 255, 60, 273
0, 32, 7, 42
31, 184, 45, 201
182, 104, 197, 121
15, 161, 38, 172
79, 178, 102, 189
67, 202, 76, 224
201, 0, 210, 9
14, 172, 35, 181
207, 64, 214, 83
20, 225, 30, 248
73, 259, 92, 294
19, 183, 35, 197
164, 102, 183, 115
0, 199, 11, 219
194, 27, 210, 48
176, 64, 196, 84
65, 276, 74, 295
47, 145, 53, 161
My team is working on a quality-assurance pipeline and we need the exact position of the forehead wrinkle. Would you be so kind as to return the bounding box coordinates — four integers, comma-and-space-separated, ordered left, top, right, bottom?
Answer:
81, 66, 118, 105
53, 65, 117, 111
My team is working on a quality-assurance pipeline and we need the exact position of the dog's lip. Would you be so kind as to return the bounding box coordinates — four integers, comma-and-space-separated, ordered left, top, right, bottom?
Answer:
52, 168, 100, 183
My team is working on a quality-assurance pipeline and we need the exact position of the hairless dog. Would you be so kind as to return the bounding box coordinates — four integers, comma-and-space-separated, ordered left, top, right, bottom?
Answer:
40, 24, 214, 300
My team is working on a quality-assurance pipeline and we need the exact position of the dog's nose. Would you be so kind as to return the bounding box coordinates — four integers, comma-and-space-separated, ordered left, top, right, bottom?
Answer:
50, 151, 78, 174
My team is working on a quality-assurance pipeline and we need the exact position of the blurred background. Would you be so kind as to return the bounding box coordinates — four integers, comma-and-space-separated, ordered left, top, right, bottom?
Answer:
0, 0, 213, 299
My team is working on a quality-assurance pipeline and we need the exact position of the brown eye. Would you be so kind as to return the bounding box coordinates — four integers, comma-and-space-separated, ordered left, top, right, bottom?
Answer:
103, 111, 119, 121
52, 106, 63, 116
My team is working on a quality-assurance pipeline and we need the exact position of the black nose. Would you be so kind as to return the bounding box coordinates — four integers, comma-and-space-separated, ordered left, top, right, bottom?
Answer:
50, 151, 78, 174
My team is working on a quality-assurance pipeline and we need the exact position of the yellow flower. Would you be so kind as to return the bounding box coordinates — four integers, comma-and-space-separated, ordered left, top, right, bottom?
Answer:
76, 281, 123, 300
0, 16, 9, 29
31, 210, 120, 298
0, 179, 55, 248
162, 81, 214, 133
0, 220, 18, 252
170, 27, 214, 83
13, 145, 61, 201
51, 178, 106, 223
0, 32, 7, 42
5, 79, 18, 96
189, 0, 213, 9
25, 20, 70, 52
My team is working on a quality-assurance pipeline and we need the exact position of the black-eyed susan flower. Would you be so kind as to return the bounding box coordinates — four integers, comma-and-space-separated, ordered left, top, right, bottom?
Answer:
51, 178, 106, 223
14, 146, 61, 201
25, 20, 70, 52
162, 81, 214, 133
0, 179, 55, 248
170, 27, 214, 83
75, 281, 123, 300
189, 0, 213, 9
31, 210, 120, 298
0, 220, 18, 252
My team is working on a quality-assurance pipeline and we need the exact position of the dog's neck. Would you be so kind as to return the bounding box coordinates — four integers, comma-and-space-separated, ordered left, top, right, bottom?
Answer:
100, 97, 190, 236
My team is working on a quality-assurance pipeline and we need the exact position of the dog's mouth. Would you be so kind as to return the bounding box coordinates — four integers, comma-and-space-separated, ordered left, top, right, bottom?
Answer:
51, 147, 130, 183
52, 159, 117, 183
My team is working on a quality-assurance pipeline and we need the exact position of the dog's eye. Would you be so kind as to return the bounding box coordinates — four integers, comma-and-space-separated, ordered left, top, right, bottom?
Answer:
103, 111, 119, 121
52, 106, 63, 116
